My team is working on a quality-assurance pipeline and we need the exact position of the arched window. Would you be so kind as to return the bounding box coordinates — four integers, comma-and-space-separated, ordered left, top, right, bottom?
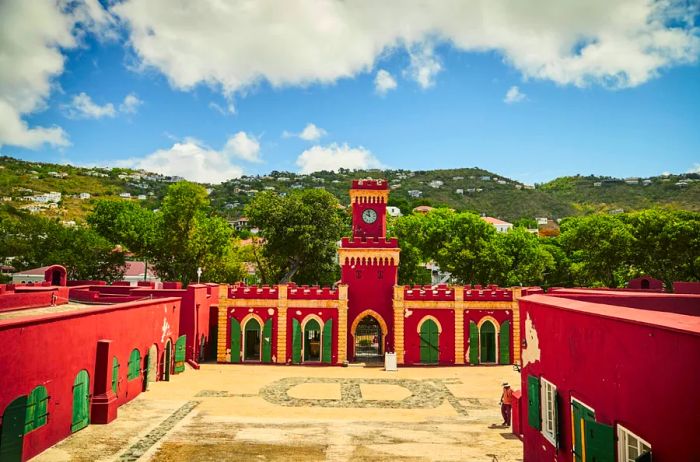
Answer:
128, 349, 141, 380
24, 385, 49, 433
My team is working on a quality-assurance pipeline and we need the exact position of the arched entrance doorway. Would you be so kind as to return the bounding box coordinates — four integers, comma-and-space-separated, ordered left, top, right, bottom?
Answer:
163, 339, 172, 381
0, 396, 26, 461
244, 318, 262, 361
419, 318, 440, 364
303, 319, 322, 362
146, 344, 158, 388
354, 315, 383, 362
480, 320, 497, 363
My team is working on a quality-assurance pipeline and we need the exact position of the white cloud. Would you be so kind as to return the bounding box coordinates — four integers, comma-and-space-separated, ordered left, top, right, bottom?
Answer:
405, 44, 442, 89
0, 0, 116, 149
299, 123, 327, 141
223, 131, 261, 162
296, 143, 382, 174
114, 0, 698, 95
504, 86, 527, 104
283, 123, 327, 141
689, 164, 700, 174
119, 137, 244, 183
208, 101, 235, 115
374, 69, 397, 95
119, 93, 143, 114
66, 92, 116, 119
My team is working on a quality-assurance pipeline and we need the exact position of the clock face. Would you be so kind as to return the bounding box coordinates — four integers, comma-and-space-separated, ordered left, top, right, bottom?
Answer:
362, 208, 378, 224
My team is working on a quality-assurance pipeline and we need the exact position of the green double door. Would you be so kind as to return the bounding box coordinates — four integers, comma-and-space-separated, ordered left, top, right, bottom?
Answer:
419, 319, 439, 364
71, 370, 90, 433
230, 318, 273, 363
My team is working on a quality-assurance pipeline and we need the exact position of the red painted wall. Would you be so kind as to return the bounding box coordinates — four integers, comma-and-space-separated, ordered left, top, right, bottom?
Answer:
0, 287, 69, 312
341, 259, 397, 360
0, 297, 181, 461
519, 295, 700, 462
403, 309, 455, 364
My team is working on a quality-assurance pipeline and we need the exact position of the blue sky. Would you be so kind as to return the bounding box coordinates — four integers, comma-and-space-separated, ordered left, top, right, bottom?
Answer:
1, 1, 699, 184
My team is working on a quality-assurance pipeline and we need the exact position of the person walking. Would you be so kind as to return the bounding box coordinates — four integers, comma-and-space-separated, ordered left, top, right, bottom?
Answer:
500, 382, 513, 426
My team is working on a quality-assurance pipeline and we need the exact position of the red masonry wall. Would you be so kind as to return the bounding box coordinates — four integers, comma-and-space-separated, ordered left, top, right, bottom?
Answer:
0, 297, 181, 461
403, 309, 456, 364
519, 295, 700, 462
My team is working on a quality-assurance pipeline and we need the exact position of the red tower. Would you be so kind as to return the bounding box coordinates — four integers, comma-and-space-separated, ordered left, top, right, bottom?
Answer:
339, 179, 399, 361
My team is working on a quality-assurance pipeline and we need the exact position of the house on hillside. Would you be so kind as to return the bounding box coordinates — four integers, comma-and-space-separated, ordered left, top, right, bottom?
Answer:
481, 216, 513, 233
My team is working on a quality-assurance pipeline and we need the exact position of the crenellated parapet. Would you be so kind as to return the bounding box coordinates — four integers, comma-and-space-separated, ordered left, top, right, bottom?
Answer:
228, 283, 278, 299
340, 237, 398, 247
351, 179, 387, 190
287, 283, 339, 300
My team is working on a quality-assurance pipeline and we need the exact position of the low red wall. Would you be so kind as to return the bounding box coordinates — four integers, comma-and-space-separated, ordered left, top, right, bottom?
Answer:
0, 297, 182, 461
0, 287, 70, 312
548, 288, 700, 316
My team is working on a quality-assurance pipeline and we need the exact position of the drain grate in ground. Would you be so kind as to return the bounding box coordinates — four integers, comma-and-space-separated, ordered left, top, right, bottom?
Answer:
118, 400, 200, 461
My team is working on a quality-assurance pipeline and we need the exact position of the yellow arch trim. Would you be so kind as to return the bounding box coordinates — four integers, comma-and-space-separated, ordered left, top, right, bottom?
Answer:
351, 309, 388, 337
301, 314, 325, 331
416, 315, 443, 334
477, 315, 500, 332
240, 313, 265, 330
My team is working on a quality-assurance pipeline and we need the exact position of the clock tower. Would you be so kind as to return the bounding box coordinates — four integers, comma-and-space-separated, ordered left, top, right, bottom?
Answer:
339, 179, 400, 361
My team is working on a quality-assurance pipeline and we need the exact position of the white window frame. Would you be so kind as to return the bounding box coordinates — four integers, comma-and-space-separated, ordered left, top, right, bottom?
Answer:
540, 377, 557, 445
617, 424, 651, 462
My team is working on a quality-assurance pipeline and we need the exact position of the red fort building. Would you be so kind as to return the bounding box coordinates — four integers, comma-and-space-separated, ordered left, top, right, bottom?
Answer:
217, 179, 535, 366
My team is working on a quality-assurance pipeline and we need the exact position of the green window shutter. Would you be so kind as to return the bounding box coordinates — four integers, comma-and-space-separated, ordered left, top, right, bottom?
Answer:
527, 375, 541, 430
24, 388, 37, 433
469, 320, 479, 364
174, 335, 186, 372
572, 401, 595, 461
112, 357, 119, 394
262, 318, 272, 363
292, 318, 302, 364
583, 419, 615, 462
499, 320, 511, 364
554, 390, 561, 448
230, 319, 241, 363
128, 349, 141, 380
322, 319, 333, 363
34, 386, 48, 428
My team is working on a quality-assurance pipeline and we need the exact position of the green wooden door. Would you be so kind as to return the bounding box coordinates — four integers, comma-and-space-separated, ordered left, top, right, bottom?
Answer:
584, 419, 615, 462
499, 320, 511, 364
230, 318, 241, 363
112, 357, 119, 394
419, 319, 439, 364
469, 320, 479, 364
304, 319, 321, 362
262, 319, 272, 363
174, 335, 186, 373
292, 318, 302, 364
572, 401, 595, 462
71, 370, 90, 433
480, 321, 496, 363
0, 396, 26, 462
527, 375, 541, 430
322, 318, 333, 363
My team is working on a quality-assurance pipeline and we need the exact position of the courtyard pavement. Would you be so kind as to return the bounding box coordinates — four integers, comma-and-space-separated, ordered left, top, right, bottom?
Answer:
35, 364, 523, 462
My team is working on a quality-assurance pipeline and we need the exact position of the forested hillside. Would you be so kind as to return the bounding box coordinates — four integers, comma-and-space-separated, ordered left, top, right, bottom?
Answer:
1, 156, 698, 223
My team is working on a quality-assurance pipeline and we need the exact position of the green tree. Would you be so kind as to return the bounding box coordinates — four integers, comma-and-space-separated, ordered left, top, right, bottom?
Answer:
623, 209, 700, 287
246, 189, 344, 285
559, 214, 634, 287
390, 213, 431, 285
88, 199, 156, 257
487, 228, 554, 286
151, 182, 242, 285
